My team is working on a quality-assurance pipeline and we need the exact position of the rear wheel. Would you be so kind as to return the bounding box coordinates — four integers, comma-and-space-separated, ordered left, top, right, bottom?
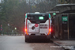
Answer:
25, 36, 29, 42
25, 38, 28, 42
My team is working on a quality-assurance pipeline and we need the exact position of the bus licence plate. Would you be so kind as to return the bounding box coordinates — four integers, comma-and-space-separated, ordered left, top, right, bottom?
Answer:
36, 34, 40, 35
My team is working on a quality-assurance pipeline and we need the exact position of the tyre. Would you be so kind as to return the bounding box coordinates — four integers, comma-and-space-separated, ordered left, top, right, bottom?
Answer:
25, 37, 29, 42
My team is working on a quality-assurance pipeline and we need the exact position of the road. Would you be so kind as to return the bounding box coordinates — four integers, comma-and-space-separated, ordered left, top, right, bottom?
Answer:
0, 36, 63, 50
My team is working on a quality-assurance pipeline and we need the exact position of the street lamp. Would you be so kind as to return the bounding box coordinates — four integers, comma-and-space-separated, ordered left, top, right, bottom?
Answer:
15, 27, 17, 30
14, 27, 17, 35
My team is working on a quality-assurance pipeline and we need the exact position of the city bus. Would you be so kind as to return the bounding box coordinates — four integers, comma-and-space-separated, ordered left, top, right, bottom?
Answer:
24, 12, 52, 42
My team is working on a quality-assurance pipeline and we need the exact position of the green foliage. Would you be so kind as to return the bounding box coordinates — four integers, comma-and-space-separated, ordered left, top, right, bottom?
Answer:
0, 0, 27, 34
32, 1, 51, 13
59, 0, 75, 4
0, 0, 55, 35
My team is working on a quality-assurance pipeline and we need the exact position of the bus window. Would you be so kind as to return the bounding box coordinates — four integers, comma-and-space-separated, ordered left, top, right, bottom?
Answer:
27, 14, 49, 24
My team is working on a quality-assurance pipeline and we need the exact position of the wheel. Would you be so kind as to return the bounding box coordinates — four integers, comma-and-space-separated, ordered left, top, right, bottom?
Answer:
25, 38, 27, 42
25, 37, 29, 42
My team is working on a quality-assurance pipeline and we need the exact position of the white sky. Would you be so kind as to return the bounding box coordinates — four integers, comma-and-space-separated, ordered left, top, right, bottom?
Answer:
0, 0, 1, 3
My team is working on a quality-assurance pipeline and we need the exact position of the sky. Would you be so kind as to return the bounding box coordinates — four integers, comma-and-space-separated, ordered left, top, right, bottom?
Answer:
0, 0, 1, 3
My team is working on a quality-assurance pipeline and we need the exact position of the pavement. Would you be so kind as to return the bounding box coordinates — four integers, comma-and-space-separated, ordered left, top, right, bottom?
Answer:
52, 39, 75, 50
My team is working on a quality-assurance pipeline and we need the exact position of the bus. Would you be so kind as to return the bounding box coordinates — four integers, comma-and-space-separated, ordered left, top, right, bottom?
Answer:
24, 12, 52, 42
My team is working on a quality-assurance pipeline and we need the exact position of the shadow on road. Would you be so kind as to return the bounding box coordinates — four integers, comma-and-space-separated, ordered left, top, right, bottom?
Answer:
26, 39, 53, 43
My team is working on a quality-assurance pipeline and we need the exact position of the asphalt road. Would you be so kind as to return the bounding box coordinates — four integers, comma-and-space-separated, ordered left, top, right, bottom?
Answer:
0, 36, 63, 50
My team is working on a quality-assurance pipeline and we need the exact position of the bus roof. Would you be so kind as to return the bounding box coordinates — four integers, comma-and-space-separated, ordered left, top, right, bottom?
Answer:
26, 13, 49, 15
